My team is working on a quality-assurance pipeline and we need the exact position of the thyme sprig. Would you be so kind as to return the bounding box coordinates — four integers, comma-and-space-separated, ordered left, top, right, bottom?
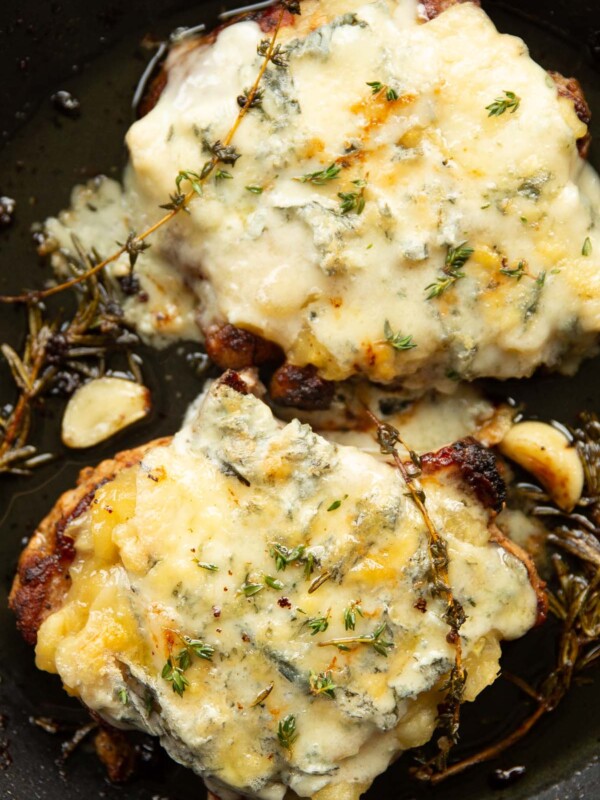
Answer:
295, 163, 342, 185
419, 412, 600, 784
277, 714, 298, 750
486, 90, 521, 117
270, 542, 317, 577
384, 320, 416, 351
162, 633, 215, 696
366, 80, 399, 101
318, 621, 394, 656
343, 601, 363, 631
309, 670, 337, 698
426, 243, 473, 299
0, 4, 289, 306
0, 236, 143, 475
365, 410, 466, 772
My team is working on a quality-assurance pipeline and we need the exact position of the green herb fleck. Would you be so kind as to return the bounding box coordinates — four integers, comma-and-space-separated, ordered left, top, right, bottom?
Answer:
265, 575, 284, 590
295, 163, 341, 185
117, 687, 129, 705
309, 670, 337, 699
277, 714, 298, 750
305, 614, 330, 636
500, 260, 526, 280
194, 560, 219, 571
319, 622, 394, 656
215, 169, 233, 181
270, 543, 306, 571
583, 237, 593, 257
384, 320, 417, 351
246, 185, 264, 194
343, 602, 364, 631
426, 242, 473, 299
486, 90, 521, 117
175, 169, 203, 197
162, 658, 190, 697
327, 495, 347, 511
367, 81, 398, 101
242, 577, 264, 597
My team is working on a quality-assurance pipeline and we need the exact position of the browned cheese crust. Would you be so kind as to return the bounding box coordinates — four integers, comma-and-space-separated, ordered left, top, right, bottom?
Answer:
9, 439, 169, 645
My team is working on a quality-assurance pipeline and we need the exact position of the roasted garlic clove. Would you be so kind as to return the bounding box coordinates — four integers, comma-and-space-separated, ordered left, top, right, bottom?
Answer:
499, 421, 584, 512
62, 377, 151, 449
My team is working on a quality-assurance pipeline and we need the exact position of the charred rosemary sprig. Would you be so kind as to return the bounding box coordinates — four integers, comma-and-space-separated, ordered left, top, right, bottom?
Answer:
365, 411, 467, 775
0, 236, 143, 475
422, 412, 600, 784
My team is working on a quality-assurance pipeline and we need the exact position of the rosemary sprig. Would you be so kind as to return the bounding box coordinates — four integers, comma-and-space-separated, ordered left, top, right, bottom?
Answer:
0, 3, 288, 306
0, 237, 143, 475
486, 90, 521, 117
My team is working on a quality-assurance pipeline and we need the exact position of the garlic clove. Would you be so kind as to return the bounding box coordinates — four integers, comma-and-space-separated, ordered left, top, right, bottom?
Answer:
62, 377, 151, 449
499, 420, 584, 512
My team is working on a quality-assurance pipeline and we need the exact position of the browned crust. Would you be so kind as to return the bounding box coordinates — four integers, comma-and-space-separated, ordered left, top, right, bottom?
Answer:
421, 436, 507, 513
420, 439, 547, 625
548, 70, 592, 158
204, 324, 284, 371
269, 363, 335, 410
420, 0, 481, 20
9, 439, 168, 645
93, 726, 137, 783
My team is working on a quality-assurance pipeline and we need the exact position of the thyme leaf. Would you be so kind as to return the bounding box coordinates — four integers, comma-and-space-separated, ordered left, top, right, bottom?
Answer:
426, 243, 473, 299
338, 188, 365, 215
384, 320, 417, 351
486, 90, 521, 117
161, 658, 190, 697
366, 81, 398, 101
237, 87, 264, 109
265, 575, 284, 590
500, 260, 526, 280
257, 39, 289, 68
194, 560, 219, 571
318, 621, 394, 656
582, 236, 593, 257
309, 670, 337, 698
212, 140, 241, 166
117, 231, 151, 269
305, 613, 330, 635
295, 163, 341, 185
277, 714, 298, 749
343, 601, 363, 631
246, 185, 264, 194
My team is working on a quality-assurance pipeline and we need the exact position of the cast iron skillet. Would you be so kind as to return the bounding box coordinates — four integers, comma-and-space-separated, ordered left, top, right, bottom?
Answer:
1, 1, 600, 798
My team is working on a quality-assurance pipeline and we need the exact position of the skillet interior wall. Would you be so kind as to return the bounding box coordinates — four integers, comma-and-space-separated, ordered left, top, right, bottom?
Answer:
1, 1, 600, 798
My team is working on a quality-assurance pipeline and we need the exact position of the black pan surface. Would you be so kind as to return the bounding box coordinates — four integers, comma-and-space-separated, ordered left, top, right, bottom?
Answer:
1, 1, 600, 798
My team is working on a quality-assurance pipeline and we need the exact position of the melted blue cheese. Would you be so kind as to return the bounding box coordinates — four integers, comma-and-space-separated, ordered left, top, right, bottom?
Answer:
46, 0, 600, 387
36, 380, 538, 800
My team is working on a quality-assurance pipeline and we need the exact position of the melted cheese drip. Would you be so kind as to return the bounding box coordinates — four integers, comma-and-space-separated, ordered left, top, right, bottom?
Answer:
46, 0, 600, 387
37, 380, 537, 799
